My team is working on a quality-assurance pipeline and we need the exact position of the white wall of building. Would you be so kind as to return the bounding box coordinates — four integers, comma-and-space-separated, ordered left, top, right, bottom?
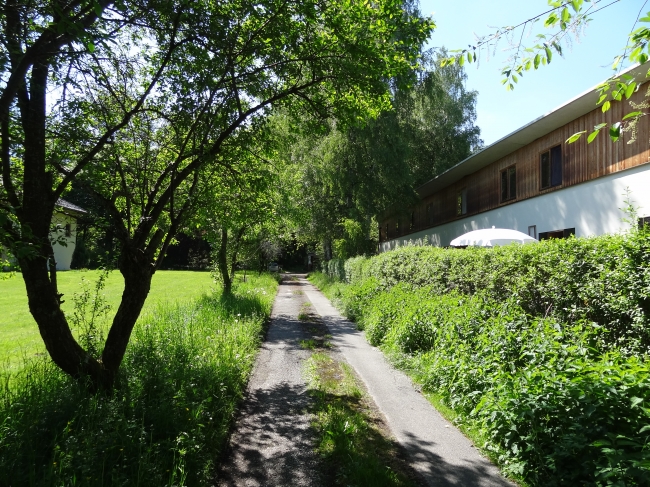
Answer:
51, 212, 79, 271
380, 163, 650, 252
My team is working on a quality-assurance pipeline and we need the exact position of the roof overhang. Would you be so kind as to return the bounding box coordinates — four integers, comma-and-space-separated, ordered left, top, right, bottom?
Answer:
55, 198, 87, 217
416, 63, 649, 198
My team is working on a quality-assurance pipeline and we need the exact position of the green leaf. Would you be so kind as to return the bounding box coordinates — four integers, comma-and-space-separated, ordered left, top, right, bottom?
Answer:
534, 53, 541, 69
561, 7, 570, 23
587, 130, 600, 143
598, 94, 607, 105
545, 47, 553, 64
622, 111, 642, 121
610, 122, 621, 142
601, 100, 610, 113
566, 131, 586, 143
639, 425, 650, 434
594, 123, 607, 130
631, 397, 644, 408
625, 82, 637, 99
87, 41, 95, 53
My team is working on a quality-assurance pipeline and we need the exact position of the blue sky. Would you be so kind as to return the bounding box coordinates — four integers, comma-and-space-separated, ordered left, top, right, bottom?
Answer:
419, 0, 646, 145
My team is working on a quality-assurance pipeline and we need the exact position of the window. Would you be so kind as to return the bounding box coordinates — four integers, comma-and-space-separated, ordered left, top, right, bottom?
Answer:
426, 203, 433, 226
456, 189, 467, 216
528, 225, 537, 239
539, 228, 575, 240
501, 165, 516, 202
410, 211, 415, 230
639, 216, 650, 230
541, 145, 562, 189
65, 223, 71, 237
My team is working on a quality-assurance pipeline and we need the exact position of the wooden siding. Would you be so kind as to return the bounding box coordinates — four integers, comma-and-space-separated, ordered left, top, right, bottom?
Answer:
380, 86, 650, 242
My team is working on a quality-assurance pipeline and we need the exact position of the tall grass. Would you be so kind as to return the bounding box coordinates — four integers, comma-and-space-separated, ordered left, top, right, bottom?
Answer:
0, 274, 277, 487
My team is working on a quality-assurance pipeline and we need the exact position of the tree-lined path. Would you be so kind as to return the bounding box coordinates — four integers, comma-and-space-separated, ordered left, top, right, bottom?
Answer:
218, 275, 515, 486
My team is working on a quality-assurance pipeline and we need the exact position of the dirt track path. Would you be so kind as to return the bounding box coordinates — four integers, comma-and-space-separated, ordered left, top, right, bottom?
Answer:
218, 275, 514, 487
216, 277, 323, 487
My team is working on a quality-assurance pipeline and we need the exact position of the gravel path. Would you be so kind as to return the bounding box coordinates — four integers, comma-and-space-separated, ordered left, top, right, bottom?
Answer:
217, 278, 323, 487
302, 277, 516, 487
218, 275, 515, 487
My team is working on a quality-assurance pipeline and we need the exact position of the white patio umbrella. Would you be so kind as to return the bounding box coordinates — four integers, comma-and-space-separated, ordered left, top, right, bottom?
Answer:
449, 227, 538, 247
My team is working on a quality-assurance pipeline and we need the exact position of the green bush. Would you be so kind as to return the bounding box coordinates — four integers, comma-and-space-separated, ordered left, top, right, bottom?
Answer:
349, 231, 650, 355
323, 258, 346, 281
317, 230, 650, 486
343, 255, 371, 284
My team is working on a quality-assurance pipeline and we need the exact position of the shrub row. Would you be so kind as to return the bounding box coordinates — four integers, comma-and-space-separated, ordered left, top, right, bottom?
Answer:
352, 284, 650, 485
316, 229, 650, 485
338, 231, 650, 355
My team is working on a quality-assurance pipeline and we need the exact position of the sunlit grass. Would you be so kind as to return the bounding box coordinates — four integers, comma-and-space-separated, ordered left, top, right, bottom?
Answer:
0, 274, 278, 487
0, 270, 215, 370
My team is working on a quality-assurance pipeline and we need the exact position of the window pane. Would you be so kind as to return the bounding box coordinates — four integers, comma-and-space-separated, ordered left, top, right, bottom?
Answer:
501, 170, 508, 201
541, 151, 550, 188
457, 192, 462, 215
509, 167, 516, 199
551, 145, 562, 186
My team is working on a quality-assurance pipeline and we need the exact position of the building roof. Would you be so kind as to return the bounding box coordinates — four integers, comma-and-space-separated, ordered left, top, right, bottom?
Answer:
416, 63, 649, 198
56, 198, 87, 215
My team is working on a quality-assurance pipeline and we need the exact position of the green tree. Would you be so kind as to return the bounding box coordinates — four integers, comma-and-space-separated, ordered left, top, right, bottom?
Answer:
0, 0, 434, 389
441, 0, 649, 142
276, 52, 481, 259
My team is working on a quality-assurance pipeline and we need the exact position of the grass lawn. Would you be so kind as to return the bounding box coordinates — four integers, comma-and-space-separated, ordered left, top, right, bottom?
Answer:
0, 270, 215, 370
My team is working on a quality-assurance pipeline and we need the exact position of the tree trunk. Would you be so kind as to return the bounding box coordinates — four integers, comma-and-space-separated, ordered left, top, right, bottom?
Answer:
101, 245, 154, 380
217, 227, 232, 294
229, 226, 246, 285
19, 251, 109, 386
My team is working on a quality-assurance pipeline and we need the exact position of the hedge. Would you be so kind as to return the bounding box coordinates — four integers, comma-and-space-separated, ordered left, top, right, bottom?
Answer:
319, 229, 650, 486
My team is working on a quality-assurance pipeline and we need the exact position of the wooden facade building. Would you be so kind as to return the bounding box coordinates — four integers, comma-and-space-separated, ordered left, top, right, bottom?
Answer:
380, 64, 650, 251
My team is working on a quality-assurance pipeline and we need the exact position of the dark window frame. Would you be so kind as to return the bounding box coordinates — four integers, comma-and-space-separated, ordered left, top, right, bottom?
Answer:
456, 188, 467, 216
538, 228, 575, 240
540, 145, 562, 190
639, 216, 650, 230
500, 165, 517, 202
426, 203, 433, 226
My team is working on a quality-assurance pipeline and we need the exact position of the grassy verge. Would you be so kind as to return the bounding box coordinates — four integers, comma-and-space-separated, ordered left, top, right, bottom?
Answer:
0, 270, 216, 370
298, 306, 420, 487
0, 274, 278, 487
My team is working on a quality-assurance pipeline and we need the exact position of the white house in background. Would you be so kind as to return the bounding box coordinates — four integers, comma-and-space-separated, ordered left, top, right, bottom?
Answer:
51, 199, 86, 270
379, 64, 650, 251
1, 198, 86, 271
